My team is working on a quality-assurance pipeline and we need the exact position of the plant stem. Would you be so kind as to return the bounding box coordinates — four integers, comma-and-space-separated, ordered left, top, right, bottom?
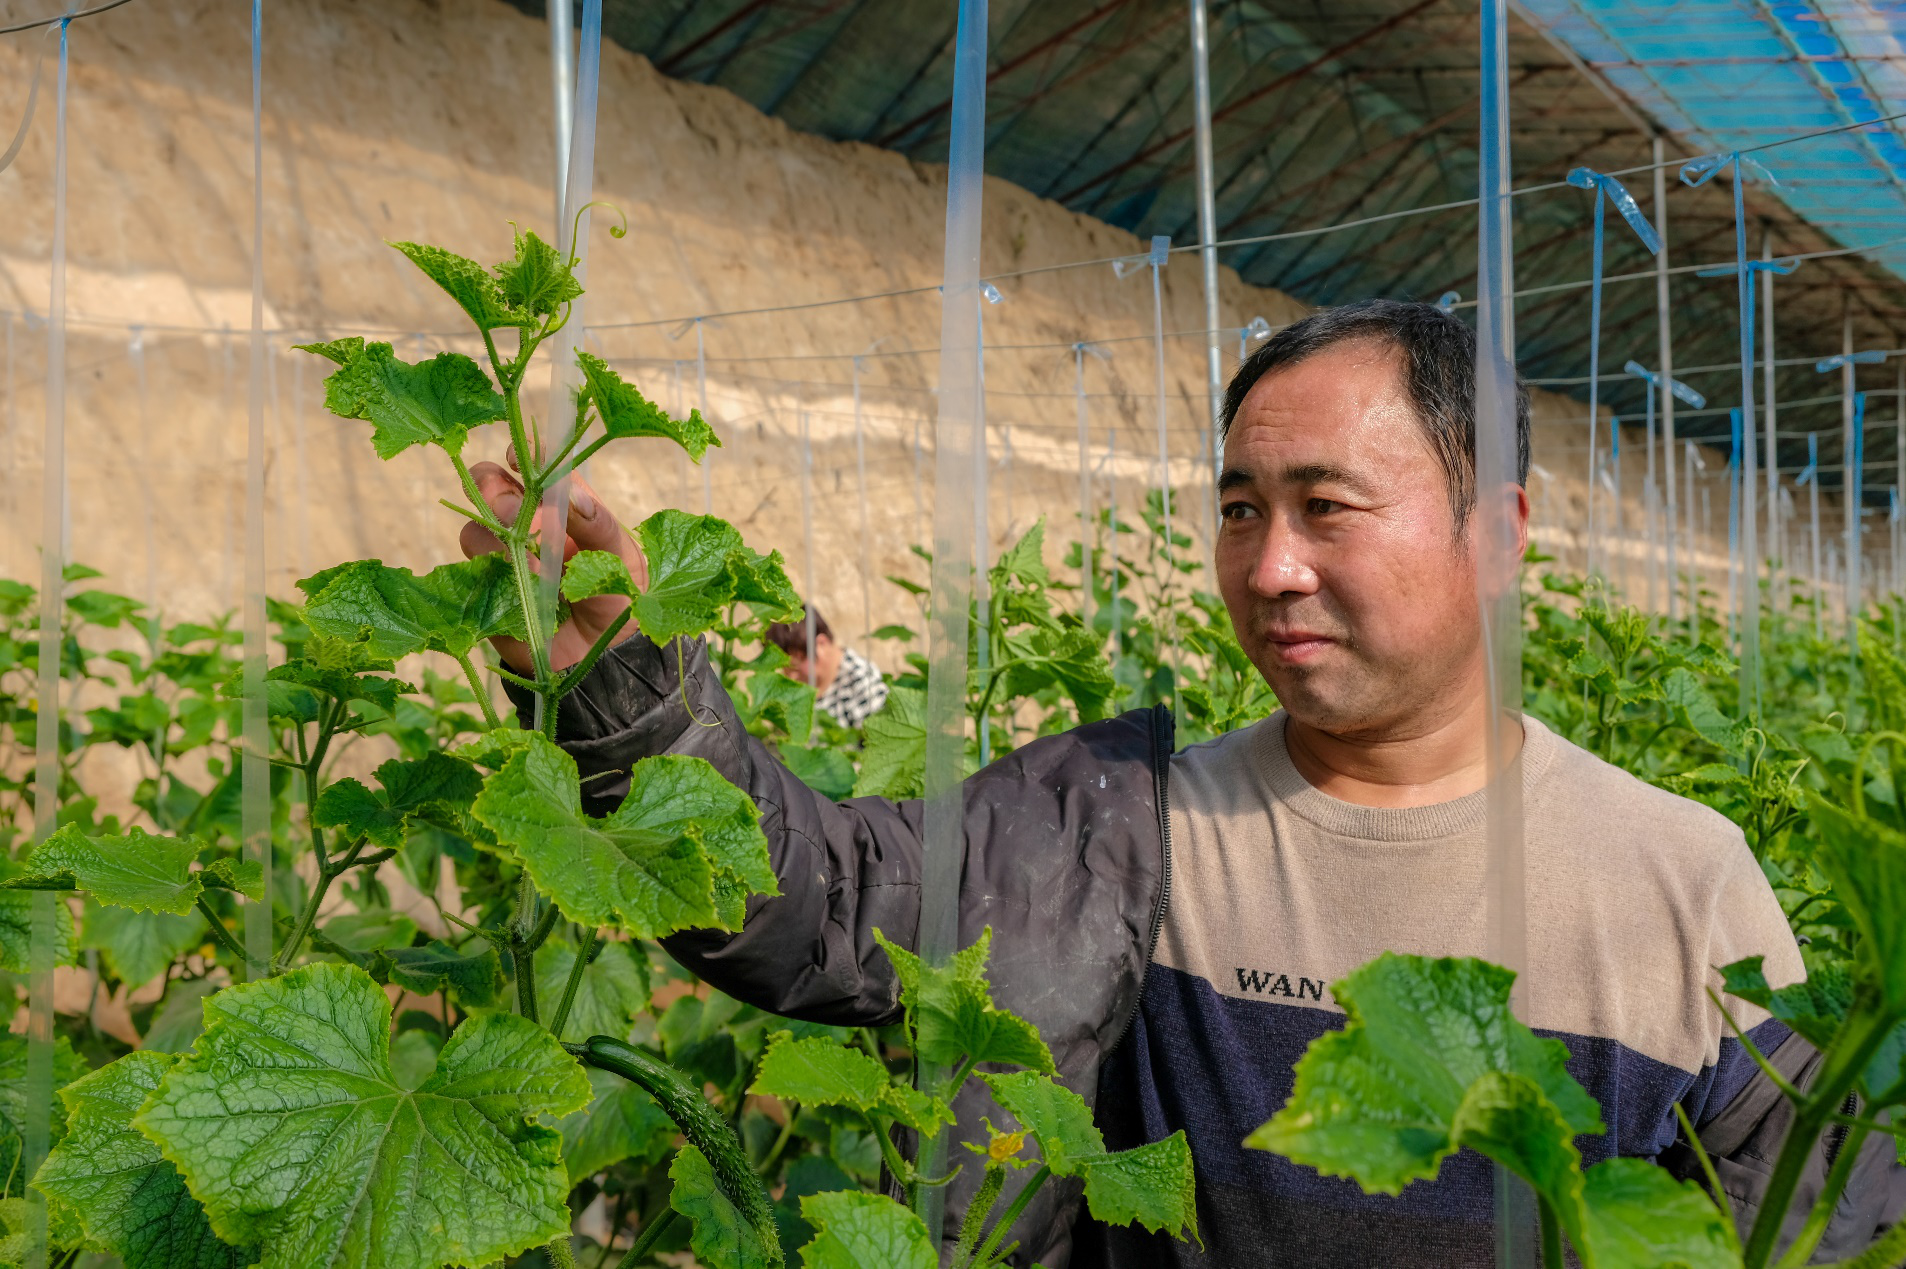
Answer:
554, 608, 633, 702
1742, 1008, 1894, 1269
1773, 1119, 1872, 1269
196, 895, 266, 972
615, 1209, 679, 1269
456, 652, 503, 730
1538, 1196, 1564, 1269
756, 1105, 798, 1177
547, 927, 600, 1040
872, 1116, 914, 1192
966, 1164, 1051, 1269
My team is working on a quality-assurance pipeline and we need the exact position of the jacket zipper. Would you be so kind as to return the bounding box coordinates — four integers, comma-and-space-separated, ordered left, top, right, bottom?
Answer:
1822, 1091, 1860, 1168
1106, 703, 1174, 1054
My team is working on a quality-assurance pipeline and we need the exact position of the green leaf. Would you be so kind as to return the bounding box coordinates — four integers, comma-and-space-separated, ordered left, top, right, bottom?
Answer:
577, 352, 719, 460
1078, 1134, 1199, 1243
377, 940, 504, 1006
746, 668, 815, 745
134, 963, 591, 1269
390, 240, 525, 331
1663, 668, 1746, 753
494, 227, 580, 318
0, 890, 77, 973
33, 1051, 242, 1269
980, 1071, 1198, 1242
317, 910, 419, 954
1578, 1157, 1739, 1269
750, 1032, 950, 1135
852, 685, 925, 799
535, 937, 649, 1042
300, 555, 525, 661
873, 927, 1054, 1074
778, 745, 857, 801
388, 1030, 441, 1092
200, 857, 265, 902
81, 898, 201, 987
795, 1191, 934, 1269
142, 979, 220, 1054
319, 341, 506, 459
670, 1144, 782, 1269
1448, 1071, 1590, 1252
1720, 955, 1847, 1051
0, 1034, 86, 1195
7, 824, 203, 914
1244, 953, 1601, 1195
314, 752, 483, 849
979, 1071, 1103, 1174
473, 734, 777, 939
1807, 797, 1906, 1013
293, 336, 365, 366
558, 1066, 675, 1184
568, 511, 799, 645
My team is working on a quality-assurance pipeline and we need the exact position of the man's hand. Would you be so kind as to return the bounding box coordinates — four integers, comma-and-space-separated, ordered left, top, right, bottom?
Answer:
458, 451, 648, 675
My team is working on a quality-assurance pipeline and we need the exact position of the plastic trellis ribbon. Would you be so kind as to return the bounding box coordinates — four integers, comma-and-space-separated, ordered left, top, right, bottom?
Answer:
1074, 341, 1109, 630
1479, 2, 1533, 1258
534, 0, 602, 739
1435, 290, 1460, 313
1682, 151, 1781, 708
26, 20, 73, 1267
1799, 434, 1823, 638
1817, 355, 1886, 649
1567, 167, 1660, 585
241, 0, 273, 976
1626, 362, 1705, 613
1729, 409, 1744, 639
918, 0, 987, 1243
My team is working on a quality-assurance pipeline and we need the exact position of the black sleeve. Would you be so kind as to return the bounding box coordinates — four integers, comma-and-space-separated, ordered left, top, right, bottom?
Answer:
1661, 1031, 1906, 1260
506, 634, 921, 1026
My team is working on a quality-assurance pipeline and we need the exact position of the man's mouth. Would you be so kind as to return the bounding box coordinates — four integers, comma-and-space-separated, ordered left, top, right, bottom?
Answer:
1263, 631, 1336, 663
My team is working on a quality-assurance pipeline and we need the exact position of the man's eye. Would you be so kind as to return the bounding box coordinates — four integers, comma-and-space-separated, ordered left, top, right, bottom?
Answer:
1220, 502, 1258, 521
1307, 498, 1341, 515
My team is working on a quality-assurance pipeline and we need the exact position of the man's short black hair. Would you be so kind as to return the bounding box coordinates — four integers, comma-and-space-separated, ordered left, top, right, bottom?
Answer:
1219, 299, 1531, 533
764, 603, 831, 656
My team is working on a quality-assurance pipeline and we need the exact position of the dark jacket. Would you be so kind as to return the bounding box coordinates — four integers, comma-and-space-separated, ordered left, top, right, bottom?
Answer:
527, 632, 1902, 1266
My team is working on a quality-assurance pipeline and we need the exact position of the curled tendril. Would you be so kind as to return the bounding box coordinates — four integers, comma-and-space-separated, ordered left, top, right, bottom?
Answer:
564, 200, 630, 269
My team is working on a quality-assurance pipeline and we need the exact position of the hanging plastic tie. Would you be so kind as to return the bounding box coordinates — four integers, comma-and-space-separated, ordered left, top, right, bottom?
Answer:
1815, 349, 1889, 375
1237, 315, 1271, 363
1623, 361, 1707, 410
1435, 290, 1460, 313
1567, 167, 1660, 584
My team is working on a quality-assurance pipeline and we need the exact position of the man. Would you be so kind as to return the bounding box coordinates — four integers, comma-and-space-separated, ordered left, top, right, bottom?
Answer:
763, 603, 890, 729
460, 300, 1898, 1266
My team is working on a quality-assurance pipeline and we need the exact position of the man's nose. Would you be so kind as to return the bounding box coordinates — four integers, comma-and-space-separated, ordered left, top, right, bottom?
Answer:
1250, 516, 1321, 599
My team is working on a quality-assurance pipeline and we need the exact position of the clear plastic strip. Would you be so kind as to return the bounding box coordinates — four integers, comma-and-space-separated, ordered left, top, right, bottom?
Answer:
1477, 2, 1532, 1263
1763, 235, 1780, 614
25, 23, 71, 1266
1733, 167, 1761, 712
548, 0, 573, 223
1843, 310, 1857, 647
697, 321, 713, 514
1187, 0, 1222, 494
1808, 434, 1823, 639
1654, 137, 1679, 624
1586, 190, 1604, 579
1075, 344, 1093, 631
916, 0, 987, 1241
535, 0, 601, 738
242, 0, 272, 974
853, 357, 873, 635
801, 410, 817, 690
1852, 390, 1867, 643
1729, 409, 1743, 640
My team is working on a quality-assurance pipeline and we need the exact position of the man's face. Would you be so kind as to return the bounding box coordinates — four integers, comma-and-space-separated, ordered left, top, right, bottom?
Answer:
1214, 339, 1520, 740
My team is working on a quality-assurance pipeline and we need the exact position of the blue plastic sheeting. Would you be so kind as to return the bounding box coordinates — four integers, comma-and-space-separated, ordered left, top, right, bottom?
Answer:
1520, 0, 1906, 281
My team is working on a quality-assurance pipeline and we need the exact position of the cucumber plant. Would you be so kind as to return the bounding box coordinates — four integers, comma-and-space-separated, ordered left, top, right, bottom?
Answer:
1, 222, 1199, 1269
